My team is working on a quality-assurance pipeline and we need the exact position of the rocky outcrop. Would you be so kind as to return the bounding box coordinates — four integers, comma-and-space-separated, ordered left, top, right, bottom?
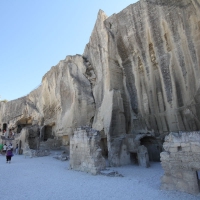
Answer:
70, 127, 106, 175
0, 0, 200, 167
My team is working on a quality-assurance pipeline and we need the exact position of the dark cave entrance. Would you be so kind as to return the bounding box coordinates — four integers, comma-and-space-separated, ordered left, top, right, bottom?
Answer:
41, 124, 55, 142
100, 137, 108, 159
44, 125, 53, 141
3, 123, 7, 132
16, 117, 33, 133
130, 152, 138, 165
140, 136, 162, 162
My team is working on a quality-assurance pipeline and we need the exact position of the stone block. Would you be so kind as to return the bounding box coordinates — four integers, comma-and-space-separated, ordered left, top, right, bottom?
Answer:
182, 171, 197, 182
170, 143, 181, 148
187, 181, 200, 195
180, 155, 193, 162
175, 179, 189, 193
180, 143, 190, 148
188, 133, 200, 142
191, 142, 200, 153
171, 170, 182, 179
189, 162, 200, 170
163, 142, 169, 151
160, 152, 169, 161
181, 146, 191, 152
169, 147, 178, 153
161, 175, 174, 185
161, 160, 170, 168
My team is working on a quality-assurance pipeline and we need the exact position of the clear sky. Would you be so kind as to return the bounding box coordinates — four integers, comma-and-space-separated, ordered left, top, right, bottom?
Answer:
0, 0, 138, 101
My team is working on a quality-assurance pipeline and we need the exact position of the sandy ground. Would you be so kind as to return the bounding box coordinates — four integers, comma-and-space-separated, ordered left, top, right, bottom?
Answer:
0, 152, 199, 200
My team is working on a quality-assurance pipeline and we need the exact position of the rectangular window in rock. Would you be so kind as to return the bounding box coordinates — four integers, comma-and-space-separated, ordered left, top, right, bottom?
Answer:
178, 146, 182, 151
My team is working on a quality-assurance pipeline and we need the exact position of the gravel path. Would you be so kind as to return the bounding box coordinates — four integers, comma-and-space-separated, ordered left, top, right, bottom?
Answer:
0, 152, 199, 200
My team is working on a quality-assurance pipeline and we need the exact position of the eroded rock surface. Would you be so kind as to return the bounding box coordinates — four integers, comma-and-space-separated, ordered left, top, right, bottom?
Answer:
70, 127, 106, 175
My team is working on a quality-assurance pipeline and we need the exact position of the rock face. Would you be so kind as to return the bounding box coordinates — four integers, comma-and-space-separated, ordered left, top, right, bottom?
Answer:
161, 132, 200, 194
0, 0, 200, 169
0, 55, 95, 150
83, 0, 200, 165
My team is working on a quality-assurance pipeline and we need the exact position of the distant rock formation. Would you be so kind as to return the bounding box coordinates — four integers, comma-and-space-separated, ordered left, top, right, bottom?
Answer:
0, 0, 200, 167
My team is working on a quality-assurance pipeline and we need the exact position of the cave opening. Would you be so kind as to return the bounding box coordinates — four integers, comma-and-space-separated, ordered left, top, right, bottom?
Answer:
140, 136, 162, 162
16, 117, 33, 133
43, 125, 54, 141
100, 137, 108, 159
130, 152, 138, 165
3, 123, 7, 132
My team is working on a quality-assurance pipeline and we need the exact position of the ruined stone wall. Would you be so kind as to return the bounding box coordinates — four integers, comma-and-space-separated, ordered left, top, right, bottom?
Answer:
70, 127, 106, 175
161, 132, 200, 194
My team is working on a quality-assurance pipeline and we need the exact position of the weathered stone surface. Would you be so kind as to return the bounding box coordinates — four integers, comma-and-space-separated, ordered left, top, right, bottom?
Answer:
70, 127, 106, 175
161, 132, 200, 195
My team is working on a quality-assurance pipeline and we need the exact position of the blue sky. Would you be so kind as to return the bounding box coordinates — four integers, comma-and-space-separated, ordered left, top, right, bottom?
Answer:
0, 0, 138, 101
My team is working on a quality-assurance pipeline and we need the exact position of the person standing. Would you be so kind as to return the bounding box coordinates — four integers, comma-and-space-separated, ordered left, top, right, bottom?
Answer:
6, 146, 13, 163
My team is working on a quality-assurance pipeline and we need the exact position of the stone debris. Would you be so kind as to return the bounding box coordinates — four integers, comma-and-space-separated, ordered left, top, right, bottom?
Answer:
53, 151, 69, 161
23, 143, 50, 158
31, 149, 50, 157
99, 169, 123, 177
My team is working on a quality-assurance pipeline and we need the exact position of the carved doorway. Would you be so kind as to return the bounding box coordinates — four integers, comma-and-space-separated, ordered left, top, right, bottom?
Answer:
130, 152, 138, 165
44, 126, 52, 141
100, 138, 108, 159
140, 136, 162, 162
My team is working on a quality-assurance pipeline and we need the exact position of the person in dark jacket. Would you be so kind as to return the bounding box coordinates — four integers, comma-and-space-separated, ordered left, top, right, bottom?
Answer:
6, 146, 13, 163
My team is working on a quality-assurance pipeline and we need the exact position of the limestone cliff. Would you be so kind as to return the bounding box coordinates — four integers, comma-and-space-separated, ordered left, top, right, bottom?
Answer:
0, 0, 200, 166
83, 0, 200, 165
85, 0, 200, 137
